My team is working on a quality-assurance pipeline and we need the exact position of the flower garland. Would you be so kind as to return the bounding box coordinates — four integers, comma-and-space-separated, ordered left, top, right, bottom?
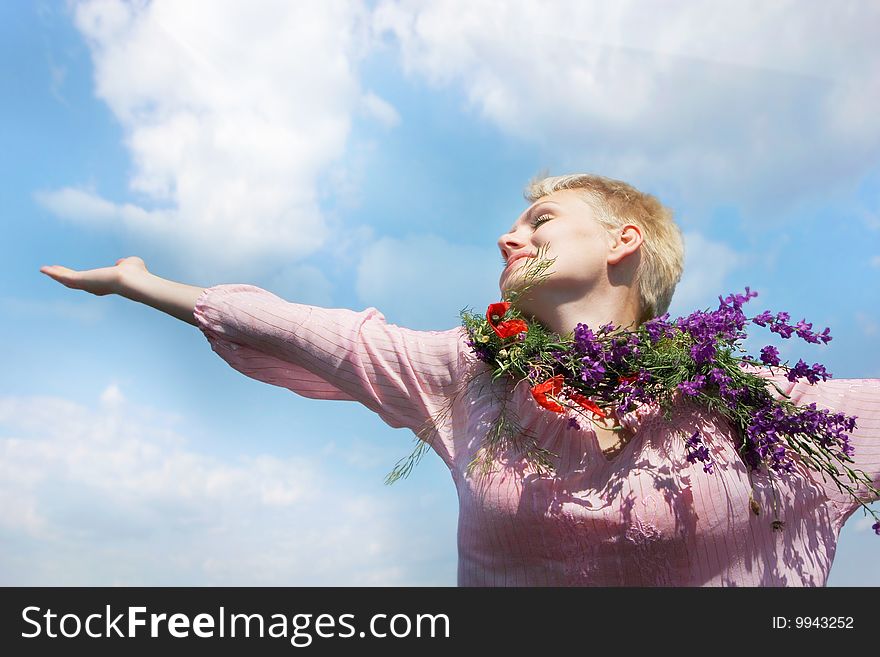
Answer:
386, 247, 880, 536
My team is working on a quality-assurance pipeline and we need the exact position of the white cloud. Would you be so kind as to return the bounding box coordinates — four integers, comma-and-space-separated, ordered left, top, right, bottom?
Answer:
360, 90, 401, 127
34, 186, 175, 231
373, 0, 880, 212
667, 231, 742, 315
39, 0, 398, 271
0, 387, 444, 585
99, 383, 126, 406
355, 234, 501, 329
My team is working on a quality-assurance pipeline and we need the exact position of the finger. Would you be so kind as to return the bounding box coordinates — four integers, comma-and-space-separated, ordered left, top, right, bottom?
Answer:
40, 265, 78, 287
40, 265, 69, 275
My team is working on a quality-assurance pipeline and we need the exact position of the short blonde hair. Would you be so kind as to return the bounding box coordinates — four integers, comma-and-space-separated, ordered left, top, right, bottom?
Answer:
524, 172, 684, 325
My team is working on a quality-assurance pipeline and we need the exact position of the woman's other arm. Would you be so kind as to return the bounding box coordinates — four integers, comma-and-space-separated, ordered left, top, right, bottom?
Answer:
39, 257, 205, 327
748, 364, 880, 526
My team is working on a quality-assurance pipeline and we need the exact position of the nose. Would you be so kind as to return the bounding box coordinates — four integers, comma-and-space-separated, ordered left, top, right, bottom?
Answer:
497, 228, 526, 261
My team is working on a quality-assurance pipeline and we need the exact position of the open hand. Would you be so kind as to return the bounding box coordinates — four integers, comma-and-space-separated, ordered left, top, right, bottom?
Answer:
39, 256, 150, 297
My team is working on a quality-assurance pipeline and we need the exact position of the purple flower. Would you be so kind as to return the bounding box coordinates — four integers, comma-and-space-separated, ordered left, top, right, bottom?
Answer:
751, 310, 774, 327
465, 337, 493, 363
709, 368, 732, 385
807, 362, 830, 383
742, 399, 859, 476
643, 314, 671, 344
645, 324, 661, 343
690, 341, 716, 364
760, 345, 781, 366
769, 312, 795, 339
678, 374, 707, 397
750, 307, 832, 346
567, 417, 581, 431
573, 324, 603, 358
675, 295, 751, 350
719, 382, 747, 403
873, 521, 880, 536
580, 358, 607, 385
785, 359, 831, 384
549, 349, 568, 365
609, 335, 638, 365
792, 319, 833, 345
794, 319, 814, 341
719, 287, 758, 311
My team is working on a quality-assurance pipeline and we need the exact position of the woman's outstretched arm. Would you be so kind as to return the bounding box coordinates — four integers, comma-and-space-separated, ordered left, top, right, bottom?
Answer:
191, 284, 465, 454
39, 257, 205, 327
40, 260, 466, 466
747, 364, 880, 528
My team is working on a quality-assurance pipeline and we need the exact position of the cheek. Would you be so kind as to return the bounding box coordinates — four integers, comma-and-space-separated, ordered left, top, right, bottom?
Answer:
556, 245, 607, 279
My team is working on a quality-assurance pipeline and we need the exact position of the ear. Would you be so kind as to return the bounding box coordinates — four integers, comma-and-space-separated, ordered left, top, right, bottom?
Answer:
607, 224, 642, 265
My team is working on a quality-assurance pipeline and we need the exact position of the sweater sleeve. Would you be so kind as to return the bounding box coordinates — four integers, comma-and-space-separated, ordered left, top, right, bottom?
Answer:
750, 365, 880, 528
192, 284, 464, 464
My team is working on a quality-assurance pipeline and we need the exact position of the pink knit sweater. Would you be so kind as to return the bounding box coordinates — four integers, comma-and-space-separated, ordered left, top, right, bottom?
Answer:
193, 284, 880, 586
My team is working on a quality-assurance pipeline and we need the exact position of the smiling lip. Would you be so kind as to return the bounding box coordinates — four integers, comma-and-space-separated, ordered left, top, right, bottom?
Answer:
504, 253, 535, 271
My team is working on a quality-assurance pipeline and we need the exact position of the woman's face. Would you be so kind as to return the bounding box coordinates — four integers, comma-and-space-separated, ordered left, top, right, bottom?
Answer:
497, 188, 614, 302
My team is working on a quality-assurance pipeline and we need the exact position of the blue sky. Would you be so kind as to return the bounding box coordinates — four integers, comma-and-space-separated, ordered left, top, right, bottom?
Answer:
2, 0, 878, 585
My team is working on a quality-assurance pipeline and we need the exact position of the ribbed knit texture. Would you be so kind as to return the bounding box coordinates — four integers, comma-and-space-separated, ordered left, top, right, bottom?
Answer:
194, 284, 880, 586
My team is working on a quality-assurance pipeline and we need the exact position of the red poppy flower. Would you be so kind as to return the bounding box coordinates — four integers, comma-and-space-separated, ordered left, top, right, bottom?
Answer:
486, 302, 529, 340
569, 392, 607, 418
494, 319, 529, 339
619, 373, 639, 383
487, 302, 510, 323
531, 374, 565, 413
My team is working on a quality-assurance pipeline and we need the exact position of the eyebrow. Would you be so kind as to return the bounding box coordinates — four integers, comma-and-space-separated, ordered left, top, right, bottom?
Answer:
507, 201, 560, 233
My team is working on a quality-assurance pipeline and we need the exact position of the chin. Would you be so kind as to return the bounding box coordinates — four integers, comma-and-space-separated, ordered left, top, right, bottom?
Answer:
499, 272, 524, 293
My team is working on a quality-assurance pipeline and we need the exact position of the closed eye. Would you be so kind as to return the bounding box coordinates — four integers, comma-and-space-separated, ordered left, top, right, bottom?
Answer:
531, 213, 552, 228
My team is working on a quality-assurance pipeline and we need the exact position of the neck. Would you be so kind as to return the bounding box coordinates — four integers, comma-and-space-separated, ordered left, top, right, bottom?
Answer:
513, 287, 641, 339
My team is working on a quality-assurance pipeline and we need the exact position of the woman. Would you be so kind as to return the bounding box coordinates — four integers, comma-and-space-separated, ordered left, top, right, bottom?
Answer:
40, 173, 880, 586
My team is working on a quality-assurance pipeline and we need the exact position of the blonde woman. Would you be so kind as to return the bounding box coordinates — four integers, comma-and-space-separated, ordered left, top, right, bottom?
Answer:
40, 173, 880, 586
